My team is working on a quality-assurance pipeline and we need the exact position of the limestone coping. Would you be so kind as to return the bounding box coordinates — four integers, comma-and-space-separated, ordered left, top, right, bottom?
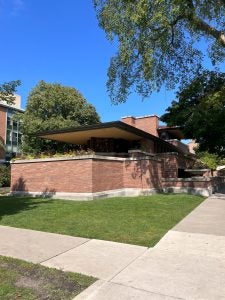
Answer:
11, 154, 161, 164
162, 177, 211, 182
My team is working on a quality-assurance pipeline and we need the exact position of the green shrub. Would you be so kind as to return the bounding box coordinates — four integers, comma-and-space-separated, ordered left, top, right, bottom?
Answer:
195, 151, 225, 170
0, 165, 10, 187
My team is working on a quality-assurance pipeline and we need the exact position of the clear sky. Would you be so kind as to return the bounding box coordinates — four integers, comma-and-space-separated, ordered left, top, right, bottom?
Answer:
0, 0, 223, 122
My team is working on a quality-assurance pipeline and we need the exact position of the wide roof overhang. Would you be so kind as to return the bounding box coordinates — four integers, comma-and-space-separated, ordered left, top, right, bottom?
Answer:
158, 126, 184, 140
38, 121, 154, 145
37, 121, 183, 153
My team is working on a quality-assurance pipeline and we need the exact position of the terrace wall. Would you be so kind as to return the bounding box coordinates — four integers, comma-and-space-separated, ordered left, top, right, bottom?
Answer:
11, 158, 93, 195
11, 154, 225, 200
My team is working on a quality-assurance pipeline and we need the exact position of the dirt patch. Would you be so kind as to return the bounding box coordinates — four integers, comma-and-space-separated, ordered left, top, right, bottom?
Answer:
0, 256, 96, 300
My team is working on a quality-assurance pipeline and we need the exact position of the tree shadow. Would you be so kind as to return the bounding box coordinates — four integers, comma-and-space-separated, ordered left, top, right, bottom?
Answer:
125, 158, 162, 190
0, 177, 57, 219
0, 196, 53, 220
11, 176, 56, 198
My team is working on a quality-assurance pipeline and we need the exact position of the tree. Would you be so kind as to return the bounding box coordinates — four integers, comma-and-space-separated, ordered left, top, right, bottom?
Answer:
0, 80, 21, 104
20, 81, 101, 154
161, 71, 225, 157
94, 0, 225, 103
195, 151, 225, 169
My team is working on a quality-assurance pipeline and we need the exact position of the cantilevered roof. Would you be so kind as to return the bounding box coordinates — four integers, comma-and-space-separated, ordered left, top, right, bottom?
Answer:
38, 121, 156, 143
37, 121, 183, 153
158, 126, 184, 140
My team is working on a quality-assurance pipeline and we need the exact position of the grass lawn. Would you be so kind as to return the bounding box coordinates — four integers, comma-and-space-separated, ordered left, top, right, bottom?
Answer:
0, 255, 96, 300
0, 194, 204, 247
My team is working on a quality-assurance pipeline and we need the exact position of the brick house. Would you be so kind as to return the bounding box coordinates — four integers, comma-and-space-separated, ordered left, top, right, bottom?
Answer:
0, 95, 24, 162
11, 115, 224, 198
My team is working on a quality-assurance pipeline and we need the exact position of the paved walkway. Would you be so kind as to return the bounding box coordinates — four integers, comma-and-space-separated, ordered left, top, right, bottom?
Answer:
0, 193, 225, 299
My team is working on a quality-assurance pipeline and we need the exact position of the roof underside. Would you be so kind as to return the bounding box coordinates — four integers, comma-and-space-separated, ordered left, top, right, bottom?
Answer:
38, 121, 183, 153
39, 126, 142, 144
158, 126, 184, 140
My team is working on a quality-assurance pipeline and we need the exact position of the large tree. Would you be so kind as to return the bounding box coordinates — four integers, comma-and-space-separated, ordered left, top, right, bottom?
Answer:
94, 0, 225, 103
0, 80, 21, 104
161, 71, 225, 157
20, 81, 100, 154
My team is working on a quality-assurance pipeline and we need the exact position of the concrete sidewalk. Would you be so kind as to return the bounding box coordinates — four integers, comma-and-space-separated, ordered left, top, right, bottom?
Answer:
0, 193, 225, 299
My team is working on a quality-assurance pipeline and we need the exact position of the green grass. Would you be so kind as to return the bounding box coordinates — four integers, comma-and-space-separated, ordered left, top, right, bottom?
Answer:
0, 194, 204, 247
0, 255, 96, 300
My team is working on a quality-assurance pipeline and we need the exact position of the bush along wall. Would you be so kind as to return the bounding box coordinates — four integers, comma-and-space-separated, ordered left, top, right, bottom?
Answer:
0, 165, 10, 187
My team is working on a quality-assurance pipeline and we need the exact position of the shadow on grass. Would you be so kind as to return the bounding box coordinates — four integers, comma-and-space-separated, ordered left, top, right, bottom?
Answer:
0, 176, 57, 219
0, 196, 53, 220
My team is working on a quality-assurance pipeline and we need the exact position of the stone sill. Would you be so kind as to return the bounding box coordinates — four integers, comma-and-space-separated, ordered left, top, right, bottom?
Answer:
185, 169, 211, 172
11, 154, 162, 164
162, 177, 211, 182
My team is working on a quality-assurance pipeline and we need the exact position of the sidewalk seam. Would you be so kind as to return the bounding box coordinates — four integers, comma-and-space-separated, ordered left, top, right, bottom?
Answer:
108, 247, 149, 282
39, 239, 91, 264
109, 281, 185, 300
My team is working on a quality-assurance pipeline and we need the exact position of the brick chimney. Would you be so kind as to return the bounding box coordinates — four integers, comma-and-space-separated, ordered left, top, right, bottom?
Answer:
121, 115, 159, 137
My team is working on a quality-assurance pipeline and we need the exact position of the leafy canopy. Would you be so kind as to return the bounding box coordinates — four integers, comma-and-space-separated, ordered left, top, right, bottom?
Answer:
20, 81, 100, 154
161, 71, 225, 157
94, 0, 225, 103
195, 151, 225, 170
0, 80, 21, 104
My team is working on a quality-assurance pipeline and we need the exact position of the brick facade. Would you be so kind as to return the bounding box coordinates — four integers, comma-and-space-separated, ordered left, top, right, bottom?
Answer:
92, 159, 124, 192
11, 153, 218, 199
121, 116, 159, 136
0, 106, 6, 159
11, 156, 163, 195
0, 106, 6, 142
11, 159, 93, 194
10, 114, 224, 199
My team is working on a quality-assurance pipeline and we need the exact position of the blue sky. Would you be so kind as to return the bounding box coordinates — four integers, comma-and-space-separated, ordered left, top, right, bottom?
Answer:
0, 0, 223, 122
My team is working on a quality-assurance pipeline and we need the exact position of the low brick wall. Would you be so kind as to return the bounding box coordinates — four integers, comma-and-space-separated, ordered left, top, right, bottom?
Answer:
11, 157, 93, 194
162, 177, 225, 196
11, 154, 225, 200
11, 155, 163, 199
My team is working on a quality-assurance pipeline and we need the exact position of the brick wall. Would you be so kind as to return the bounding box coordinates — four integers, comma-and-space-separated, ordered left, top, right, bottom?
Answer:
11, 159, 93, 193
92, 159, 123, 192
157, 153, 178, 178
0, 106, 6, 142
121, 116, 159, 136
11, 156, 163, 194
123, 158, 162, 189
11, 155, 223, 198
0, 106, 6, 159
162, 178, 210, 189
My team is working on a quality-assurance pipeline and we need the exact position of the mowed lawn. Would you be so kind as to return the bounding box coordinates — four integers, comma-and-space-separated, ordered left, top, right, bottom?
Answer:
0, 194, 204, 247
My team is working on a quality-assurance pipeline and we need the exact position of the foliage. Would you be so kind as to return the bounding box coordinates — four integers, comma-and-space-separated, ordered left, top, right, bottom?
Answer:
0, 137, 6, 154
0, 194, 204, 247
161, 71, 225, 157
195, 151, 225, 169
20, 81, 100, 154
0, 80, 21, 104
14, 149, 94, 161
0, 165, 10, 187
94, 0, 225, 103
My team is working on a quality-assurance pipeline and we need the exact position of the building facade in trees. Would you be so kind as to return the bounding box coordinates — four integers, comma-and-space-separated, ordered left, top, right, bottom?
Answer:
0, 95, 23, 162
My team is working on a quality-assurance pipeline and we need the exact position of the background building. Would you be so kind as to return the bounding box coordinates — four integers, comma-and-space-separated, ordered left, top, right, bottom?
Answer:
0, 94, 24, 162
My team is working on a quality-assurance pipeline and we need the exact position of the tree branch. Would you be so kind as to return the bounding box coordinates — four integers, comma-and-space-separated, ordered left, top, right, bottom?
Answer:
191, 15, 225, 47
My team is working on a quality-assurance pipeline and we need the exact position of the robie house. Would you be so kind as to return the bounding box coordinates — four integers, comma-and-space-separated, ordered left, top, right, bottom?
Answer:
10, 115, 225, 199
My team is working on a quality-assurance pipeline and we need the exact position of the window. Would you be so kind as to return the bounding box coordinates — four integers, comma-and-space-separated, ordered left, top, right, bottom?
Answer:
6, 109, 22, 157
